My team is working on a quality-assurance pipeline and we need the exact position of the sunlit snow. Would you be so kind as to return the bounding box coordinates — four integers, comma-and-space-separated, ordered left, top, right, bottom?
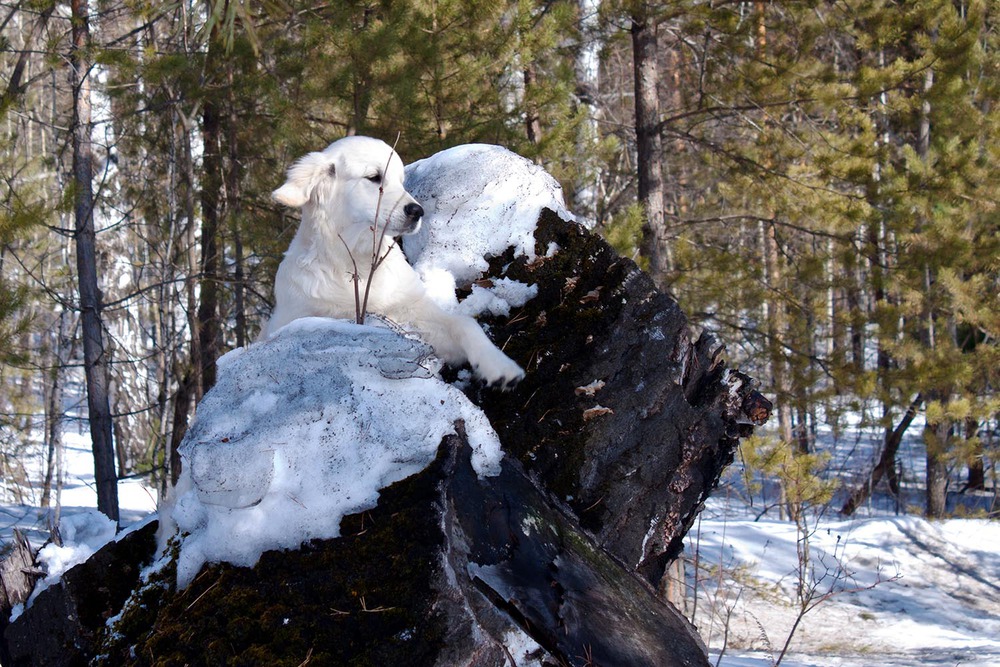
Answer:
403, 143, 572, 312
164, 318, 502, 587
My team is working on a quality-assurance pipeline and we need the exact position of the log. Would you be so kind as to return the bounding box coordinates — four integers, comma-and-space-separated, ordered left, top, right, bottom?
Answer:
2, 521, 158, 667
94, 431, 711, 666
0, 527, 41, 664
0, 530, 39, 616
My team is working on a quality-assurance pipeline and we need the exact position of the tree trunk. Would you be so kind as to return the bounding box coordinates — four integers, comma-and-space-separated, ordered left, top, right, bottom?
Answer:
841, 394, 922, 515
631, 10, 667, 279
198, 97, 223, 395
794, 408, 812, 455
866, 215, 902, 497
40, 312, 73, 508
524, 64, 542, 146
169, 368, 193, 488
71, 0, 118, 525
348, 7, 374, 136
40, 363, 61, 509
572, 0, 600, 217
966, 418, 985, 491
177, 112, 203, 403
751, 3, 792, 465
914, 67, 953, 518
924, 413, 950, 518
762, 218, 793, 448
225, 64, 248, 347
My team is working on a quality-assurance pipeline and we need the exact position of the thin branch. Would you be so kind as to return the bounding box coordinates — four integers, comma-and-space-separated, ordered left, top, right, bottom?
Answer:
359, 132, 402, 324
336, 232, 362, 324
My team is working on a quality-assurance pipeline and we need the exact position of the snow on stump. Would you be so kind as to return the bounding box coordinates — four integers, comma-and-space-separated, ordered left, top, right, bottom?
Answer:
164, 318, 502, 588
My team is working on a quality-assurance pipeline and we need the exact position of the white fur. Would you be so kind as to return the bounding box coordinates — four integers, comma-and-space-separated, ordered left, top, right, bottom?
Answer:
261, 136, 524, 387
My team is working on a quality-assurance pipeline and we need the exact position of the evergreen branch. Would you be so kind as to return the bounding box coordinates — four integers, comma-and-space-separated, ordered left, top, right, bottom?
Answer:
654, 54, 939, 139
655, 97, 821, 134
662, 125, 869, 203
693, 310, 835, 378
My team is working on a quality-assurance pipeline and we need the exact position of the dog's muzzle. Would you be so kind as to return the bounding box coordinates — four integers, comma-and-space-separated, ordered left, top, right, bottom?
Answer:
403, 202, 424, 234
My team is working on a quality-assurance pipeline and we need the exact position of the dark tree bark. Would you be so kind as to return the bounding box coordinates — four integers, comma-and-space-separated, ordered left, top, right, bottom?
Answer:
841, 394, 922, 516
197, 97, 223, 395
470, 211, 769, 586
71, 0, 118, 525
631, 8, 668, 279
168, 367, 193, 487
966, 418, 985, 491
524, 64, 542, 145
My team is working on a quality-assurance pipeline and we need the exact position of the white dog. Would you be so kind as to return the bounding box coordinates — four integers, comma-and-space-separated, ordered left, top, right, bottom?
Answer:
261, 136, 524, 388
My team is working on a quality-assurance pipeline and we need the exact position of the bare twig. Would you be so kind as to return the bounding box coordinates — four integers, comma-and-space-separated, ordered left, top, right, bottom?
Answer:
359, 596, 395, 613
185, 578, 221, 611
713, 587, 743, 667
359, 132, 403, 324
336, 232, 362, 324
772, 537, 902, 667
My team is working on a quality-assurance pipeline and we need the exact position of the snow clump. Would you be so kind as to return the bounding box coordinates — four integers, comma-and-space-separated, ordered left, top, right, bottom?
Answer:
403, 144, 572, 314
163, 318, 503, 588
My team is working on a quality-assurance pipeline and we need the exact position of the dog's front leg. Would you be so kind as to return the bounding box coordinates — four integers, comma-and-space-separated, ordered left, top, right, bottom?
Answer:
453, 314, 524, 388
414, 307, 524, 388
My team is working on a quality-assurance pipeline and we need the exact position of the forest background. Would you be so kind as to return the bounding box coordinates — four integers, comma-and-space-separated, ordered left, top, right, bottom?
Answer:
0, 0, 997, 528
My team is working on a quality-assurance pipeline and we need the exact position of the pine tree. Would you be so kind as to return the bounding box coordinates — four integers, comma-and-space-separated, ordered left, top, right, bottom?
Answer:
867, 0, 1000, 516
591, 1, 994, 518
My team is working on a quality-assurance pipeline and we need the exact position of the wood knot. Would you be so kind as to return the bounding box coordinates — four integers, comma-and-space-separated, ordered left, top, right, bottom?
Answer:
741, 391, 773, 426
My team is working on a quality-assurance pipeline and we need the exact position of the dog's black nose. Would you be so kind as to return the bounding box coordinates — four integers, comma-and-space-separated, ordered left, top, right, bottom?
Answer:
404, 203, 424, 220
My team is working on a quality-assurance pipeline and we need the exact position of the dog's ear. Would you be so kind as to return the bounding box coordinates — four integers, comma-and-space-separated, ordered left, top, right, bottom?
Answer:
272, 152, 334, 208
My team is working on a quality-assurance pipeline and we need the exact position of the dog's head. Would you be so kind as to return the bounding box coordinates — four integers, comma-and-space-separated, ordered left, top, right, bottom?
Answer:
273, 136, 423, 239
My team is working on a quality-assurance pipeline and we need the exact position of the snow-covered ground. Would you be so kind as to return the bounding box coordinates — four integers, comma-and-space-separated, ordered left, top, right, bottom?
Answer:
1, 430, 156, 548
694, 416, 1000, 667
697, 504, 1000, 666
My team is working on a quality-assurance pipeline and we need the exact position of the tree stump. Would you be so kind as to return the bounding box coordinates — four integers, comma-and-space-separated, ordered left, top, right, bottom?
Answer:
4, 211, 769, 666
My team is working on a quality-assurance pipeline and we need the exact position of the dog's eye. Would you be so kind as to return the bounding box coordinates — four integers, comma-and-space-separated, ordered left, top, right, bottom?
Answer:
366, 173, 382, 184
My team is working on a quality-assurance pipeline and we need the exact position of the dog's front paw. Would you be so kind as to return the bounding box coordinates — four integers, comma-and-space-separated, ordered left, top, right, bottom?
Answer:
473, 349, 525, 390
